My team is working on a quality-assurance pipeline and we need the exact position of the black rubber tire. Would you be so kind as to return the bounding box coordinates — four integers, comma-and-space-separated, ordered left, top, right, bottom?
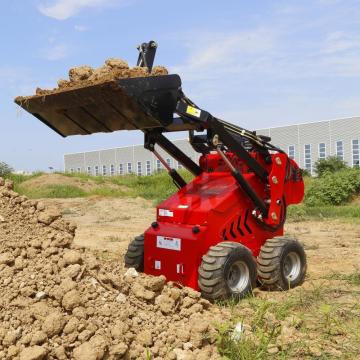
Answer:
257, 236, 307, 290
124, 235, 144, 272
198, 241, 257, 301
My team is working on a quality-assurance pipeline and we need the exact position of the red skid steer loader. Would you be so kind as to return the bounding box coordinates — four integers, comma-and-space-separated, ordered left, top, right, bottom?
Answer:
16, 41, 307, 300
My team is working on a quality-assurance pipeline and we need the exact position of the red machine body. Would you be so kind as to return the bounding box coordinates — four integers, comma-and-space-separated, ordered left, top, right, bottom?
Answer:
144, 151, 304, 290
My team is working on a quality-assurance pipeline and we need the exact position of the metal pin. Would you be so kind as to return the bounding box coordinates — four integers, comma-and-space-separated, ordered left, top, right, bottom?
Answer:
271, 212, 278, 220
275, 157, 282, 165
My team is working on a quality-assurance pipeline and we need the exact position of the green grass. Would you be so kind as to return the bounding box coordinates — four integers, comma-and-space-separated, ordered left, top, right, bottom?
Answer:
325, 270, 360, 286
287, 204, 360, 222
20, 184, 87, 198
5, 172, 43, 190
59, 171, 106, 184
7, 170, 193, 203
108, 170, 193, 203
216, 282, 360, 359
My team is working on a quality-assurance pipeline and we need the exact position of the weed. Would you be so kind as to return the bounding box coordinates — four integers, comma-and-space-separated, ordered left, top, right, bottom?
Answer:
105, 236, 122, 242
17, 184, 86, 198
325, 269, 360, 285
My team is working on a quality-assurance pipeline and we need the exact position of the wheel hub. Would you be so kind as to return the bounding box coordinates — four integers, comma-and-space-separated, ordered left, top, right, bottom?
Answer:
226, 260, 249, 293
283, 252, 301, 281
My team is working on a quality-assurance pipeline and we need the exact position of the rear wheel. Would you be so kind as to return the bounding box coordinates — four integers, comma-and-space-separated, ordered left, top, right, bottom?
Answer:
257, 236, 307, 290
198, 242, 257, 301
124, 235, 144, 271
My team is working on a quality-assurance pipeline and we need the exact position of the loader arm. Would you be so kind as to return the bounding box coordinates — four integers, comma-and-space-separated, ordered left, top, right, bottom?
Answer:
15, 40, 301, 227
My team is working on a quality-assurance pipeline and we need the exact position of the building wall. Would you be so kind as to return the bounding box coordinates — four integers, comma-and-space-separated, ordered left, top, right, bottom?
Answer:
256, 116, 360, 174
64, 139, 200, 176
64, 117, 360, 176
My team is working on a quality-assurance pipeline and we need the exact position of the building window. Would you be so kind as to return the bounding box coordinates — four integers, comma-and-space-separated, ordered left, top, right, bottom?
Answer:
70, 168, 74, 173
288, 145, 295, 160
146, 160, 151, 176
87, 166, 91, 175
177, 162, 183, 169
102, 165, 107, 176
110, 164, 115, 176
95, 166, 99, 176
127, 162, 132, 174
304, 144, 312, 174
336, 140, 344, 161
77, 167, 81, 173
156, 159, 161, 171
137, 161, 142, 176
352, 139, 359, 167
119, 164, 124, 175
166, 158, 172, 167
318, 143, 326, 160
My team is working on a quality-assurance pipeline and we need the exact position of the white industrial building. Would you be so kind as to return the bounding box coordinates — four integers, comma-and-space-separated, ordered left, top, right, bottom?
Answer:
64, 116, 360, 176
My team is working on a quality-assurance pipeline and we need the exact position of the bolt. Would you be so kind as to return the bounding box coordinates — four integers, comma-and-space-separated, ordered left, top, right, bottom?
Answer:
192, 226, 200, 234
272, 176, 278, 184
151, 221, 159, 229
275, 157, 282, 165
212, 134, 220, 146
276, 199, 281, 205
271, 212, 278, 220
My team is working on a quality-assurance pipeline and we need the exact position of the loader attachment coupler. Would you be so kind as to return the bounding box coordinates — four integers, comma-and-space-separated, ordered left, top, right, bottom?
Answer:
15, 75, 185, 137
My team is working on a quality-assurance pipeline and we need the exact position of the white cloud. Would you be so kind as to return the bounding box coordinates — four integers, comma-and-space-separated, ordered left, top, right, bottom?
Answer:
171, 28, 278, 82
74, 24, 88, 32
38, 0, 118, 20
41, 44, 68, 61
322, 31, 360, 54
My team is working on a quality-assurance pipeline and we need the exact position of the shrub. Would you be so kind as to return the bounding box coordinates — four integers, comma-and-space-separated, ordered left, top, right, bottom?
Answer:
0, 161, 13, 177
300, 168, 311, 177
314, 156, 347, 177
305, 168, 360, 206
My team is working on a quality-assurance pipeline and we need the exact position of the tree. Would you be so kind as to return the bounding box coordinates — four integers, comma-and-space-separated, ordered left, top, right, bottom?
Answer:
314, 156, 347, 177
0, 161, 13, 177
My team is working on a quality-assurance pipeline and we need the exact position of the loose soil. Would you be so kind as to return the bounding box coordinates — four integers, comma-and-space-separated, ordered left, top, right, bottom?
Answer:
40, 197, 153, 254
0, 178, 226, 360
15, 58, 168, 99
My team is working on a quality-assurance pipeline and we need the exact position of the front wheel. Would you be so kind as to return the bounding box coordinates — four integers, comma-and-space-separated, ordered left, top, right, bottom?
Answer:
124, 235, 144, 271
257, 236, 307, 290
198, 242, 257, 301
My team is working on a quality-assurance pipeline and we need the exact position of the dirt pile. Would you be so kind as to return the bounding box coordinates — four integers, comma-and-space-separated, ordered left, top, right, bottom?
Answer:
0, 177, 226, 359
33, 58, 168, 96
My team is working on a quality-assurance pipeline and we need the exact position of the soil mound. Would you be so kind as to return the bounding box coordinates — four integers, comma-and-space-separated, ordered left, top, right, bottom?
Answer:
0, 177, 226, 359
20, 174, 128, 194
29, 58, 168, 96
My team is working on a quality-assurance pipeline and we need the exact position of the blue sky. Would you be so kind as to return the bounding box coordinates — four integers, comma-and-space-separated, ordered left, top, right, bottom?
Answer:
1, 0, 360, 171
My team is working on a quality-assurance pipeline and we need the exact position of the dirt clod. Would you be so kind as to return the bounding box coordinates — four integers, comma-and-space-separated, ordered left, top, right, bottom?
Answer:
19, 346, 47, 360
21, 57, 168, 98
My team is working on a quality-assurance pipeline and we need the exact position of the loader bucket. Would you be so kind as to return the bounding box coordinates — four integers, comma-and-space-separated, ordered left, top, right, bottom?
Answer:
14, 74, 182, 137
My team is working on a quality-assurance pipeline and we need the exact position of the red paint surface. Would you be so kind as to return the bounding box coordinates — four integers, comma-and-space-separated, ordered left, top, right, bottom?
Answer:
144, 152, 304, 290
